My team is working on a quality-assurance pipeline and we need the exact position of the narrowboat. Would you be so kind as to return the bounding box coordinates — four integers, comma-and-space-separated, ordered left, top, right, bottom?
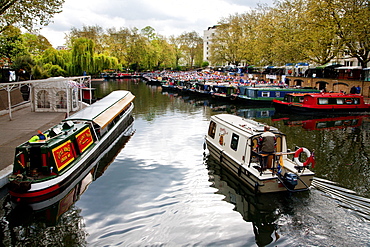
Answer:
211, 83, 239, 101
272, 92, 370, 115
204, 114, 315, 193
238, 86, 319, 104
8, 90, 135, 203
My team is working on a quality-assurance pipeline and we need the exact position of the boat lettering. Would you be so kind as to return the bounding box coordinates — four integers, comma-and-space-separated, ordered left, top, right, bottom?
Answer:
76, 127, 94, 153
52, 140, 75, 171
219, 128, 228, 135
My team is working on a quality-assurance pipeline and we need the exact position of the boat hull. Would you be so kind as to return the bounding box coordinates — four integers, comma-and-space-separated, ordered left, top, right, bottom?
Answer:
273, 101, 370, 115
9, 104, 134, 203
205, 139, 314, 193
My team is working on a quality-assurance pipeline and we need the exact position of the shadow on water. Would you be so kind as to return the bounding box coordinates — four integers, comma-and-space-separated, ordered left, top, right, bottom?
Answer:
204, 154, 282, 247
0, 118, 135, 246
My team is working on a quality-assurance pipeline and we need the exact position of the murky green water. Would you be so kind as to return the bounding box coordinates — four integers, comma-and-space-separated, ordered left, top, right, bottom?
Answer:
1, 78, 369, 246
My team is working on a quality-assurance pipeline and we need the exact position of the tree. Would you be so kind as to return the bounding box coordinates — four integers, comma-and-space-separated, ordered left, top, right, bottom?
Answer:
0, 0, 65, 34
0, 26, 28, 61
71, 38, 95, 75
67, 25, 105, 54
300, 0, 341, 65
22, 33, 52, 56
325, 0, 370, 68
209, 14, 249, 67
168, 35, 183, 69
179, 31, 203, 68
105, 27, 131, 67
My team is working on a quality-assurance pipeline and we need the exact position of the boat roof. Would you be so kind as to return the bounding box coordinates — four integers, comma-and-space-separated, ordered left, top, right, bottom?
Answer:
287, 92, 363, 98
245, 87, 319, 91
212, 114, 279, 135
65, 90, 135, 128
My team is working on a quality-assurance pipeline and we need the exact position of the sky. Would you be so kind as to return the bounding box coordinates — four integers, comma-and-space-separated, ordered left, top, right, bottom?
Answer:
39, 0, 274, 47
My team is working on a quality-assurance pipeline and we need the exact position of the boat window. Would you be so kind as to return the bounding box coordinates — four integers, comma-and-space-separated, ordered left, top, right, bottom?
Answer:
208, 121, 217, 139
353, 98, 359, 104
336, 98, 344, 104
230, 133, 239, 151
318, 98, 329, 104
275, 92, 280, 98
261, 91, 270, 97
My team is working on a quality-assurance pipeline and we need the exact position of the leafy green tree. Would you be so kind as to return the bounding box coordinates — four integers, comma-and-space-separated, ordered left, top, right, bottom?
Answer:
38, 47, 70, 71
0, 26, 28, 61
105, 27, 131, 67
93, 54, 120, 74
300, 0, 341, 65
22, 33, 52, 56
71, 37, 95, 75
43, 63, 67, 77
0, 0, 65, 33
323, 0, 370, 68
12, 54, 35, 79
31, 64, 49, 79
179, 31, 203, 68
209, 14, 249, 67
168, 35, 183, 68
67, 25, 105, 54
141, 26, 156, 40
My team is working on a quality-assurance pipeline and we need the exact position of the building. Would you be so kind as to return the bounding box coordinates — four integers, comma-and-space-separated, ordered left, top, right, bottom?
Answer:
203, 26, 218, 66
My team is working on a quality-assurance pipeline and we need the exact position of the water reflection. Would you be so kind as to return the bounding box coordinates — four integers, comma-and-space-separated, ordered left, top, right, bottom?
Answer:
205, 155, 281, 246
160, 88, 370, 197
272, 113, 369, 131
1, 119, 134, 246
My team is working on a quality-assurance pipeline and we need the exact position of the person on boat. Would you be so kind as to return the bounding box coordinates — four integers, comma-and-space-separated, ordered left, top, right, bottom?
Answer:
350, 86, 357, 94
356, 85, 361, 94
29, 130, 47, 143
258, 125, 276, 169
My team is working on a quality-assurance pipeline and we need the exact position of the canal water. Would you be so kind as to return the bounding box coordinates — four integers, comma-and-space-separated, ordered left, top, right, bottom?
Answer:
1, 79, 370, 246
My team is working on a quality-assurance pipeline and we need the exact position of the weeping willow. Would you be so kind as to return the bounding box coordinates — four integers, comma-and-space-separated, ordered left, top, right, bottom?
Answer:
71, 37, 95, 76
93, 54, 120, 73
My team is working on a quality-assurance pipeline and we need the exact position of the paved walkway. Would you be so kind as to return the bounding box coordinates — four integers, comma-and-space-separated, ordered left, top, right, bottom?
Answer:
0, 105, 66, 187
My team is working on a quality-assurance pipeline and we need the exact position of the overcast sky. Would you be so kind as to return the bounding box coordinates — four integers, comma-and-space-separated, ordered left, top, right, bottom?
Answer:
39, 0, 274, 47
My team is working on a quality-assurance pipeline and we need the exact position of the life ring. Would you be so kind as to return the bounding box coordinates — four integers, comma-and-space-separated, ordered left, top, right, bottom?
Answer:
294, 147, 311, 167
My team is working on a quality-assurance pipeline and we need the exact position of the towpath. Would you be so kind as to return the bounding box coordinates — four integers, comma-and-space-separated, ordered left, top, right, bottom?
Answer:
0, 105, 65, 187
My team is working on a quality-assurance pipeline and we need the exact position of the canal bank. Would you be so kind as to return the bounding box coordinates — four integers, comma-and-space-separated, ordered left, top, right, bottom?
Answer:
0, 104, 66, 188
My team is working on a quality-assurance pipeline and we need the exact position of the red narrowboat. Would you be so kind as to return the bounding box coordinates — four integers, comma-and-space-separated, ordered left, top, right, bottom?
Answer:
273, 92, 370, 115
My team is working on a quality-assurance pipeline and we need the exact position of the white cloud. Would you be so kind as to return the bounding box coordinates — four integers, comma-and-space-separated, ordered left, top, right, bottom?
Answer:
39, 0, 273, 47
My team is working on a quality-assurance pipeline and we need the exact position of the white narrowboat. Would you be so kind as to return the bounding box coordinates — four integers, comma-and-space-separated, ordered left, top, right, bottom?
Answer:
204, 114, 315, 193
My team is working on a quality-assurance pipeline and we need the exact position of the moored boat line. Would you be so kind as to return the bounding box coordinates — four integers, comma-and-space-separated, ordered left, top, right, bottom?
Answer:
144, 71, 321, 103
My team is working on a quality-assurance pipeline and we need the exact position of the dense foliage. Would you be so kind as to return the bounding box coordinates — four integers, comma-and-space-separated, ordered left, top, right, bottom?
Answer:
210, 0, 370, 68
0, 0, 64, 33
1, 0, 369, 81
